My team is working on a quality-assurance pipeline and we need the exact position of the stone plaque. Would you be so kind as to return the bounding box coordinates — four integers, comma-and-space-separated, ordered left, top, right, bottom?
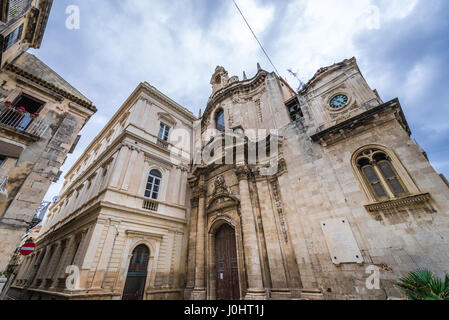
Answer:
320, 218, 364, 265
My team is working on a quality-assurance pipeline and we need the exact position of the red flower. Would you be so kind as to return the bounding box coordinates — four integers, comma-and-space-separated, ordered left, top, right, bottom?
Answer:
16, 106, 26, 113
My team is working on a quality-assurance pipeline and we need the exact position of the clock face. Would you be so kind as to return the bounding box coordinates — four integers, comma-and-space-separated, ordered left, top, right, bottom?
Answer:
330, 94, 349, 109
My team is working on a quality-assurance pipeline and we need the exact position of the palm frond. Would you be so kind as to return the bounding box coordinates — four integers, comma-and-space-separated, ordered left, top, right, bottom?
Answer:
394, 269, 449, 300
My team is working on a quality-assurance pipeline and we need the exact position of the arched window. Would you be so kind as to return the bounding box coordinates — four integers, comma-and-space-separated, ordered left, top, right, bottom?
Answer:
122, 244, 150, 300
356, 149, 408, 201
145, 170, 162, 200
215, 109, 225, 132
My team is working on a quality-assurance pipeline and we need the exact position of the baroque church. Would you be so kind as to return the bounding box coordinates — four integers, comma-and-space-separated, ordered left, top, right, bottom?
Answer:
6, 58, 449, 300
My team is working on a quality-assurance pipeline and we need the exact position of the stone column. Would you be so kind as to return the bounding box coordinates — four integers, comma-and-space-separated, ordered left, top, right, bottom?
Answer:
0, 275, 7, 295
191, 175, 206, 300
122, 148, 139, 191
34, 247, 52, 287
74, 183, 88, 212
80, 221, 106, 289
179, 168, 188, 206
51, 237, 75, 289
27, 250, 45, 287
44, 242, 61, 287
17, 256, 32, 285
91, 166, 104, 199
236, 166, 266, 300
80, 177, 94, 207
129, 98, 147, 128
72, 228, 89, 268
276, 174, 303, 297
91, 221, 119, 289
185, 195, 198, 298
128, 150, 145, 196
64, 190, 79, 220
110, 145, 130, 188
24, 254, 38, 286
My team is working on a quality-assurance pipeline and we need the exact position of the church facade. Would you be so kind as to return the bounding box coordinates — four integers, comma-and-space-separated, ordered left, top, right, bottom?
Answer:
6, 58, 449, 300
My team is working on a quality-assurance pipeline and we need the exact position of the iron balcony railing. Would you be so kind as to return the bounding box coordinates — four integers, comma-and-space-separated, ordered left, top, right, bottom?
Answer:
7, 0, 32, 21
0, 105, 49, 138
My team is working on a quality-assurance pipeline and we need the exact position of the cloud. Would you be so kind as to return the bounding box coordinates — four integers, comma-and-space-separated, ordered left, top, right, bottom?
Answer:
30, 0, 449, 202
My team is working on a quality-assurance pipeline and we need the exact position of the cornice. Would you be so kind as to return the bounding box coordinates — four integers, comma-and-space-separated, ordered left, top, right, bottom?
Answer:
310, 98, 411, 145
5, 63, 96, 112
365, 193, 431, 212
202, 69, 269, 126
141, 82, 197, 122
300, 57, 356, 95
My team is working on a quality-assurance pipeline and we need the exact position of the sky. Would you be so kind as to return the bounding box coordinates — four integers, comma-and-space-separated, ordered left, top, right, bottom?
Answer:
31, 0, 449, 202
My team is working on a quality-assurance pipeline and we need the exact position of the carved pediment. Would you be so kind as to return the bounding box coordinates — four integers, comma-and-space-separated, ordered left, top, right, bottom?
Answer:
207, 175, 240, 212
158, 112, 177, 126
207, 194, 240, 213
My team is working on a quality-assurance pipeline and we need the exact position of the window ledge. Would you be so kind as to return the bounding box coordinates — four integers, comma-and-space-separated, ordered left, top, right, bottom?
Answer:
365, 193, 431, 212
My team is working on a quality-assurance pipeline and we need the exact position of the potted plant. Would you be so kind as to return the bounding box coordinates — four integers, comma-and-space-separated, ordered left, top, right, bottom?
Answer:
30, 112, 40, 119
16, 106, 26, 114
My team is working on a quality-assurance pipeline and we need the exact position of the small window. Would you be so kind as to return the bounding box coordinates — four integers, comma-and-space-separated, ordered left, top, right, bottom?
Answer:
215, 110, 225, 131
286, 97, 303, 122
3, 24, 23, 52
356, 149, 408, 201
158, 123, 170, 142
145, 170, 162, 200
0, 156, 5, 168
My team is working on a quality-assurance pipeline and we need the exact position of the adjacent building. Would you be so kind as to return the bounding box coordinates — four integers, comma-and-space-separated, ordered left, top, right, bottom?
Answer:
7, 82, 196, 300
0, 0, 52, 69
7, 58, 449, 300
0, 0, 96, 275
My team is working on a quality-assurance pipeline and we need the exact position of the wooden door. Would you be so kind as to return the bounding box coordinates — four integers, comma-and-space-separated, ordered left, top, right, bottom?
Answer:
122, 245, 150, 300
215, 225, 240, 300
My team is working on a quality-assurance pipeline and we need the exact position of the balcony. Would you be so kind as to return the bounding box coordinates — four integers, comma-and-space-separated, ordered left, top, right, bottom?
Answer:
156, 138, 169, 150
142, 199, 159, 212
0, 104, 49, 138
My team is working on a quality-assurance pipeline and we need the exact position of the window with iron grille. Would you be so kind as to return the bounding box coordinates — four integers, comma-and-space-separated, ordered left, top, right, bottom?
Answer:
0, 155, 5, 168
3, 23, 23, 52
7, 0, 31, 21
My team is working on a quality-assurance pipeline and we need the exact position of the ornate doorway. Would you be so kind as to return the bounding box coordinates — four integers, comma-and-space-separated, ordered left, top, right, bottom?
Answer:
215, 224, 240, 300
122, 244, 150, 300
